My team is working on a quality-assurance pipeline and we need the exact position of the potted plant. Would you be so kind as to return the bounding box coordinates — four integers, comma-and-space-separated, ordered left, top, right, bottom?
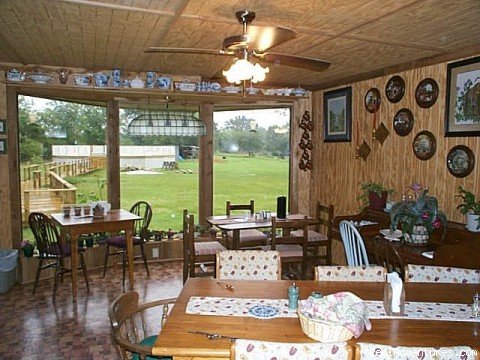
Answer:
358, 182, 393, 210
456, 186, 480, 232
390, 189, 447, 245
20, 240, 35, 258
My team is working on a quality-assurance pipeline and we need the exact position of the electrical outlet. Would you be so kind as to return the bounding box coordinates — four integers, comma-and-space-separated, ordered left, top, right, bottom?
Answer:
152, 247, 159, 258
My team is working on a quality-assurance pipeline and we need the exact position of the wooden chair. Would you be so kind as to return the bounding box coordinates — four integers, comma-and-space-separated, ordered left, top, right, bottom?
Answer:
28, 212, 89, 300
183, 209, 226, 283
225, 200, 268, 248
262, 216, 309, 279
103, 201, 152, 285
109, 291, 176, 360
371, 235, 405, 279
216, 250, 281, 280
291, 203, 334, 266
405, 264, 480, 283
339, 220, 370, 266
354, 342, 476, 360
314, 265, 386, 282
231, 339, 352, 360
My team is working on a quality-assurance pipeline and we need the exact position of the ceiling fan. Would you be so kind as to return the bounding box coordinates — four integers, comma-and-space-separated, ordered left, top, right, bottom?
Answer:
145, 10, 330, 74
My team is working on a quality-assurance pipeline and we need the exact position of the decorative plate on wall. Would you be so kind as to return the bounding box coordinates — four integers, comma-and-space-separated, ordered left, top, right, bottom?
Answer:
364, 88, 381, 113
415, 78, 439, 108
446, 145, 475, 178
412, 131, 436, 160
393, 108, 414, 136
385, 75, 405, 103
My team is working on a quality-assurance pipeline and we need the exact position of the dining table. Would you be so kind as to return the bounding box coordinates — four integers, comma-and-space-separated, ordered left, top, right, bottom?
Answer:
50, 209, 141, 300
206, 213, 313, 249
152, 278, 480, 359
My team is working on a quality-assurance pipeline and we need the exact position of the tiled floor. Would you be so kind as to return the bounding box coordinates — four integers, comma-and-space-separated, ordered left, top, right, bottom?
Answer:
0, 261, 184, 360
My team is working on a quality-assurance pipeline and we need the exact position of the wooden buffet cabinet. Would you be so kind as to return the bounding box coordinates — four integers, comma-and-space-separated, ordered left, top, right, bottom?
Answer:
331, 207, 480, 269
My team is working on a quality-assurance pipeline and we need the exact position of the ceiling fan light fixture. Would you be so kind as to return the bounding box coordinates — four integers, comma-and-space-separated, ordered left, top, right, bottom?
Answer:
222, 58, 269, 84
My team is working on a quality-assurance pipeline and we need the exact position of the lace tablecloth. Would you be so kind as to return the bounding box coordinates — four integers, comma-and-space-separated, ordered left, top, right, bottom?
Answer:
186, 296, 480, 322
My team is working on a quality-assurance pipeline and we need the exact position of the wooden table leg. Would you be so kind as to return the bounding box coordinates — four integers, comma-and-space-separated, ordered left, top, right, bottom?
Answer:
125, 227, 135, 290
69, 229, 79, 301
233, 230, 240, 250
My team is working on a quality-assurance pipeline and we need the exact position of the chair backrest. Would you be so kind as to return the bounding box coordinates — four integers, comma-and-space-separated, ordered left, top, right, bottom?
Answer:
109, 291, 176, 360
130, 201, 153, 240
315, 203, 334, 237
28, 212, 63, 257
314, 266, 386, 282
231, 339, 352, 360
355, 342, 476, 360
183, 209, 195, 262
226, 200, 255, 215
405, 264, 480, 284
339, 221, 369, 266
372, 235, 405, 279
216, 250, 281, 280
271, 216, 309, 248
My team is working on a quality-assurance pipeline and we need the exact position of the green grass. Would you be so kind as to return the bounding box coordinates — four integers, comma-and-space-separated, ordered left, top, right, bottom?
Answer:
23, 154, 288, 236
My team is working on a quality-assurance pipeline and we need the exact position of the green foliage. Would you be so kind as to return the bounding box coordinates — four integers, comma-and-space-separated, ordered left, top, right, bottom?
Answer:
456, 186, 480, 215
390, 190, 447, 236
357, 182, 393, 207
455, 78, 480, 123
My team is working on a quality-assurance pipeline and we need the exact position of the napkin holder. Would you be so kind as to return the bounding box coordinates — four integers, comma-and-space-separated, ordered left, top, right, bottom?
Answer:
383, 272, 405, 316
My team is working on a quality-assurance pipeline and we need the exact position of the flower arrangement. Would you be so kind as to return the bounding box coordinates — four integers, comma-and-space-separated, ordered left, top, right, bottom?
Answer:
390, 185, 447, 239
20, 240, 35, 257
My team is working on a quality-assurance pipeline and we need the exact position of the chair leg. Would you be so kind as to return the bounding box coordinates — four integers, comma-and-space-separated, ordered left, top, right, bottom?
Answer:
79, 253, 90, 292
32, 259, 43, 295
139, 243, 150, 276
59, 258, 65, 283
122, 250, 126, 287
53, 259, 61, 302
103, 244, 110, 278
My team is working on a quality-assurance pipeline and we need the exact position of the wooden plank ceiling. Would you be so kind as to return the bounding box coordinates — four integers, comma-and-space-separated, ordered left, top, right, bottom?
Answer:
0, 0, 479, 90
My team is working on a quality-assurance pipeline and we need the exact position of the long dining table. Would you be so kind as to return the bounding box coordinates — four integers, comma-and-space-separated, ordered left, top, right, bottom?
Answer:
51, 209, 141, 299
152, 278, 480, 359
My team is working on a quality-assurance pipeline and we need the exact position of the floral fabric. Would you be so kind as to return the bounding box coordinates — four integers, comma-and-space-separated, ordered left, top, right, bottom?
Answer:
217, 250, 280, 280
298, 292, 371, 338
356, 342, 476, 360
233, 339, 350, 360
405, 265, 480, 284
315, 266, 386, 282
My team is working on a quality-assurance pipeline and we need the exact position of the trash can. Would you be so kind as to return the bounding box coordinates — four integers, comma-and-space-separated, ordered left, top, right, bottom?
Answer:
0, 249, 18, 293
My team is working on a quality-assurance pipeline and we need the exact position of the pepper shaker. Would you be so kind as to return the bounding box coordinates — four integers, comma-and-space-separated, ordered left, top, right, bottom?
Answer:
288, 282, 299, 310
472, 292, 480, 317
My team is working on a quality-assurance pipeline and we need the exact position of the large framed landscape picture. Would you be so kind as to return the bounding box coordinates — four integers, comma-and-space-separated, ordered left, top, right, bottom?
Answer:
323, 86, 352, 142
445, 56, 480, 137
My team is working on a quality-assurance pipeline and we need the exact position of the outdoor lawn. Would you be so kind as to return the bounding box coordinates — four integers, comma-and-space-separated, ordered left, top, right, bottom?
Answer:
64, 154, 289, 232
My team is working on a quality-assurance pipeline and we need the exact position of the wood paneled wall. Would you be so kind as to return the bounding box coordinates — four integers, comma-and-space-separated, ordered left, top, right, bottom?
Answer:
310, 56, 480, 223
0, 75, 11, 249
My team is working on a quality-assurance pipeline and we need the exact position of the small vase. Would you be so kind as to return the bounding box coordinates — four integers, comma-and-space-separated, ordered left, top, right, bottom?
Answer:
23, 246, 34, 258
404, 225, 429, 246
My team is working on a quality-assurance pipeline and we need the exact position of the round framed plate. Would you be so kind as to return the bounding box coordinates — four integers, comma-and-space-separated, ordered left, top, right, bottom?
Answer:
412, 130, 436, 160
393, 108, 414, 136
385, 75, 405, 103
364, 88, 381, 113
446, 145, 475, 178
415, 78, 439, 108
248, 305, 279, 319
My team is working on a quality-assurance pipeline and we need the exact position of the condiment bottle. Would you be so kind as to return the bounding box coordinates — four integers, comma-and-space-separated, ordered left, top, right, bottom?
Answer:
472, 292, 480, 317
288, 283, 299, 310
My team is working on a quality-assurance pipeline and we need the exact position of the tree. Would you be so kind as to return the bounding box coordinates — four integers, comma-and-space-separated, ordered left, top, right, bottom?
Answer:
18, 97, 44, 162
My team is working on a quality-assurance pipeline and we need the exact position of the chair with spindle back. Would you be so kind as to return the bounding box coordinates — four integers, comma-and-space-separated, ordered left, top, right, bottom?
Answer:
339, 221, 370, 266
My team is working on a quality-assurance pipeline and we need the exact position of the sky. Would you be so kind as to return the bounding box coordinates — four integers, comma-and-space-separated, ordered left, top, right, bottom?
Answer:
25, 96, 290, 129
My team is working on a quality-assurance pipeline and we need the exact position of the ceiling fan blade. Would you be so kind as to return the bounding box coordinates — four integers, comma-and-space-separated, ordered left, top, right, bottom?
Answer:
247, 26, 297, 52
146, 47, 233, 56
252, 52, 330, 72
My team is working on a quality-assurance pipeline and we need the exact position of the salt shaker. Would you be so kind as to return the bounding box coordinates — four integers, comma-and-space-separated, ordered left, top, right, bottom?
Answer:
288, 283, 299, 310
472, 292, 480, 317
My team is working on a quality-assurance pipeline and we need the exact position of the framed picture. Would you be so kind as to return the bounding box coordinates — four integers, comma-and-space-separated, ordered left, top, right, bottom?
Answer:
323, 86, 352, 142
445, 56, 480, 137
412, 130, 436, 161
0, 139, 6, 154
0, 119, 5, 135
446, 145, 475, 177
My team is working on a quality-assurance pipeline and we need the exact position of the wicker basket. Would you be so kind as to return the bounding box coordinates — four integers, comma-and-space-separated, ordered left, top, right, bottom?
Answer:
298, 312, 353, 342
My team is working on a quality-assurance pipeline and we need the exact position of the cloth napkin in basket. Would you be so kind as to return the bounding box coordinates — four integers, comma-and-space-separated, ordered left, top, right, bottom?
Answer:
298, 292, 371, 337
